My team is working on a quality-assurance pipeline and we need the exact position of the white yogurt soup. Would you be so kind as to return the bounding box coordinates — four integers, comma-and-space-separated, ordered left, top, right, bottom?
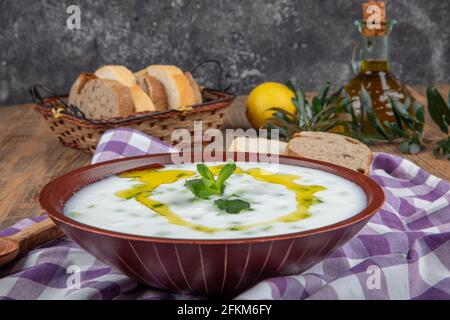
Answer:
64, 162, 367, 239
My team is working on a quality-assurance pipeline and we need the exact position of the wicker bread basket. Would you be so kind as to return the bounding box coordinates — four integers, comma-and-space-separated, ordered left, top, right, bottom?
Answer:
32, 87, 235, 153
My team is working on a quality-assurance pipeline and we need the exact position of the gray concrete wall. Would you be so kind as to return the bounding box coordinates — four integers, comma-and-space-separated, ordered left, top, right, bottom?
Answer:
0, 0, 448, 105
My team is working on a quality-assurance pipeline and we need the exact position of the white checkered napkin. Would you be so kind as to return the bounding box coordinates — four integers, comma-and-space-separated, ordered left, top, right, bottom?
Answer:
91, 127, 178, 164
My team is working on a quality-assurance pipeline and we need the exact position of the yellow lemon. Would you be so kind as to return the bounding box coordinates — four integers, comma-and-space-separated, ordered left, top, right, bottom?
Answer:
246, 82, 297, 129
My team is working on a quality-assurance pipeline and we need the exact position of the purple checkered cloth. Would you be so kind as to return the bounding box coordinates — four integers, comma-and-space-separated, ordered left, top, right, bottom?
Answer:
1, 127, 449, 300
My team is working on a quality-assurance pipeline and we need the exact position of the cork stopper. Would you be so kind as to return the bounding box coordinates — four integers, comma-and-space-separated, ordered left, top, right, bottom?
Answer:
362, 1, 387, 36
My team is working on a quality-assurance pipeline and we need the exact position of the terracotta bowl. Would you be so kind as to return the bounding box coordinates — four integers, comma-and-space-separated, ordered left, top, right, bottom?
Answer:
39, 152, 384, 296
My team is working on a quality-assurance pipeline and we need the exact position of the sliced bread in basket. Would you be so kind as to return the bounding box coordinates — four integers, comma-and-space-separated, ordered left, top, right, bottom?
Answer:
184, 71, 203, 105
145, 65, 196, 109
94, 65, 137, 87
135, 71, 168, 111
75, 79, 135, 118
68, 73, 98, 109
67, 64, 205, 119
95, 65, 156, 113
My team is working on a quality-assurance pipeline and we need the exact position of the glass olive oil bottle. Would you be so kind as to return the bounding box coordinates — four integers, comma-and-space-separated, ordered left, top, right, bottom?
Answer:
343, 19, 412, 133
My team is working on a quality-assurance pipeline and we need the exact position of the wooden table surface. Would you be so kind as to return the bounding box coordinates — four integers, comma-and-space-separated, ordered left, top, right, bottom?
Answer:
0, 85, 449, 229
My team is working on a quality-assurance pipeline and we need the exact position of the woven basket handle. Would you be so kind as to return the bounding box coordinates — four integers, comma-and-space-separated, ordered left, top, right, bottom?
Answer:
30, 85, 68, 107
190, 60, 232, 92
29, 85, 87, 119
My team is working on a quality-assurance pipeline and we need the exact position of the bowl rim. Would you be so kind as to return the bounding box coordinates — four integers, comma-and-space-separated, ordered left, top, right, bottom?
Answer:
39, 152, 385, 245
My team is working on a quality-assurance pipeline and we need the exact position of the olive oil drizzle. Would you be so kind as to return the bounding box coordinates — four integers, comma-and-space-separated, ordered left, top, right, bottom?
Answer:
116, 165, 326, 233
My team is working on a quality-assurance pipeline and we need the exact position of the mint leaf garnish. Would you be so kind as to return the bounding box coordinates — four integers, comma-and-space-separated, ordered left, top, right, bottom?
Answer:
184, 179, 212, 199
185, 162, 237, 199
215, 163, 237, 192
214, 199, 251, 214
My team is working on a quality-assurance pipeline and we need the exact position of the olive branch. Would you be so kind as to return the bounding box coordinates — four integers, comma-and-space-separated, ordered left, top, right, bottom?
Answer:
265, 81, 450, 159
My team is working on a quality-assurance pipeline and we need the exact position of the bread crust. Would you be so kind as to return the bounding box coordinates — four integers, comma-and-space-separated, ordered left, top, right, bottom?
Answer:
184, 71, 203, 105
68, 73, 97, 108
135, 69, 151, 95
95, 65, 137, 87
130, 85, 156, 113
146, 65, 196, 109
173, 73, 196, 107
135, 72, 168, 111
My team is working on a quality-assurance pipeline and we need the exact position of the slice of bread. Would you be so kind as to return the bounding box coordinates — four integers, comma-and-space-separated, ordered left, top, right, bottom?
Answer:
135, 71, 168, 111
77, 79, 134, 119
94, 65, 137, 87
68, 73, 98, 108
129, 86, 156, 113
135, 69, 150, 94
184, 71, 203, 105
285, 132, 372, 174
145, 76, 169, 111
146, 65, 196, 109
95, 65, 155, 112
228, 136, 287, 154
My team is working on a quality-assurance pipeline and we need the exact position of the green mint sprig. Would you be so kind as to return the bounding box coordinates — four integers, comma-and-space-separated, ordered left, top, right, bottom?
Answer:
185, 162, 237, 199
185, 162, 251, 214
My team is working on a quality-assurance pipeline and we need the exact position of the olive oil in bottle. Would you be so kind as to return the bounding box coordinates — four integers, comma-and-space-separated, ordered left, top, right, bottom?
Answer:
343, 17, 412, 133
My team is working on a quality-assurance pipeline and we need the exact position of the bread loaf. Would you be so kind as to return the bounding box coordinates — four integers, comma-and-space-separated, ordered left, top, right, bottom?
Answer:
285, 132, 372, 175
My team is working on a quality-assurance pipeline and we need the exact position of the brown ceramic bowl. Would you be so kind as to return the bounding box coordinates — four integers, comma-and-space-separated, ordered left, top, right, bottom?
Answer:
39, 152, 384, 296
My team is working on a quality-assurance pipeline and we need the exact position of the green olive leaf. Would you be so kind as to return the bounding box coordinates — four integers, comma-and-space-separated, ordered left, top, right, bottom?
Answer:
414, 101, 425, 124
293, 97, 308, 128
271, 111, 294, 123
389, 98, 405, 130
383, 121, 408, 138
427, 86, 450, 134
318, 81, 330, 105
284, 80, 297, 95
268, 107, 297, 121
360, 86, 390, 140
434, 137, 450, 159
311, 97, 322, 115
